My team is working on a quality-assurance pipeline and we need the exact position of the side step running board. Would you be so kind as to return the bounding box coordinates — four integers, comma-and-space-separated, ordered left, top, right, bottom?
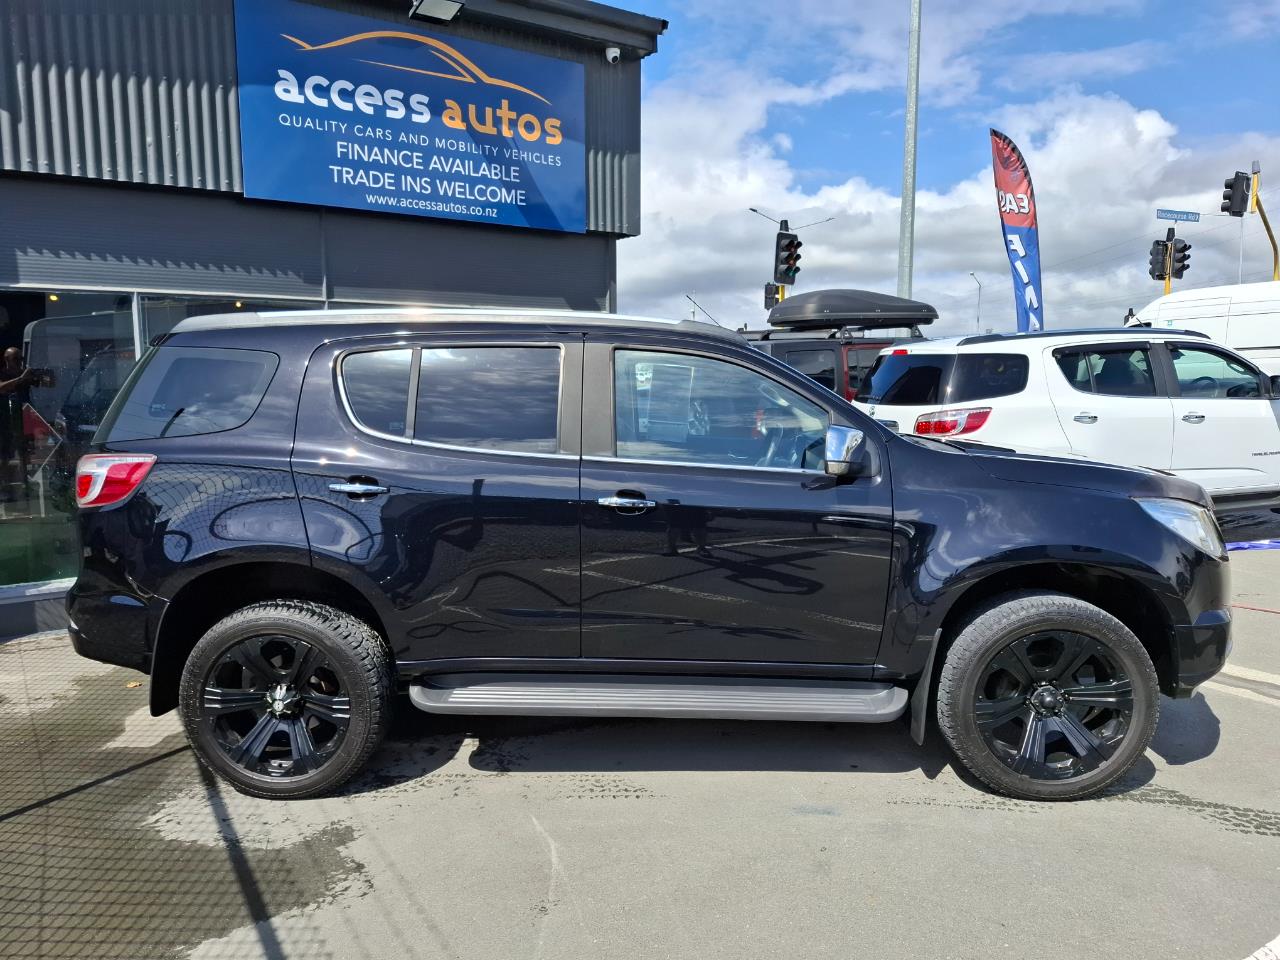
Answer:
409, 673, 908, 724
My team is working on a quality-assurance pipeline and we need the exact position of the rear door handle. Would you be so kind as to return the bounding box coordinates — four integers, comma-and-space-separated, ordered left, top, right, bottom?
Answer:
597, 495, 657, 513
1073, 413, 1098, 424
329, 482, 389, 497
1181, 413, 1206, 424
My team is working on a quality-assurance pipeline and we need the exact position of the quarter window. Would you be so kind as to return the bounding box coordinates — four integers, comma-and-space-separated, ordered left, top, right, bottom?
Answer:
1167, 345, 1262, 399
342, 349, 413, 437
614, 350, 828, 470
1055, 348, 1157, 397
415, 347, 560, 452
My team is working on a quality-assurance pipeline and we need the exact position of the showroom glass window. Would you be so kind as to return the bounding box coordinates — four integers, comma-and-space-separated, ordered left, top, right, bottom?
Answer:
0, 292, 135, 587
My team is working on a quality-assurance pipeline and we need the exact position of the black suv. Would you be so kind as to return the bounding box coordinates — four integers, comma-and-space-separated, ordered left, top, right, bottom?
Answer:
70, 308, 1231, 801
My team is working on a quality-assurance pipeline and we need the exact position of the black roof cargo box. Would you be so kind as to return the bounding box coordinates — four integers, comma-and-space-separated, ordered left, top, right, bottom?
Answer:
767, 289, 938, 331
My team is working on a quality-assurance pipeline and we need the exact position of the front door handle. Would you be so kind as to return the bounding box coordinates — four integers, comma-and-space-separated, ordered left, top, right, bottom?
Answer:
597, 495, 657, 514
329, 481, 389, 498
1182, 412, 1206, 424
1073, 412, 1098, 424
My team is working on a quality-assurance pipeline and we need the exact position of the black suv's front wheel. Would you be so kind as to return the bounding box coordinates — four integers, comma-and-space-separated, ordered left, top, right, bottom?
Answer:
937, 591, 1159, 801
179, 601, 392, 799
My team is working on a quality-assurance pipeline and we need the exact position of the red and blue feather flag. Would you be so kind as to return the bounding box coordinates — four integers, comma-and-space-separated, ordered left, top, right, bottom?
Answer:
990, 129, 1043, 332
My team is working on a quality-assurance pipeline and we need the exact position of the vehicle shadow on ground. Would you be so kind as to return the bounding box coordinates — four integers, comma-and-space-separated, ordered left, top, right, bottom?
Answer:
346, 693, 1220, 798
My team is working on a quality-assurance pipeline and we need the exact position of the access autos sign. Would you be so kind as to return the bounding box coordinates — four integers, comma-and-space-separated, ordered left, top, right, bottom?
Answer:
233, 0, 586, 232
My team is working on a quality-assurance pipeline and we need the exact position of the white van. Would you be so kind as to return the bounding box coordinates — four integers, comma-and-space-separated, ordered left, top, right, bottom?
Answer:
1135, 281, 1280, 375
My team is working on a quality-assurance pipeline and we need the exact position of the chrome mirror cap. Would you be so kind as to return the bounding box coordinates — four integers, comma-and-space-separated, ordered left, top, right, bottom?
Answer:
824, 425, 865, 477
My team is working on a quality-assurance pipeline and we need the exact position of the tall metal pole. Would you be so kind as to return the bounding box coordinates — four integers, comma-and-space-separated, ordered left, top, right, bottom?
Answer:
896, 0, 923, 299
969, 272, 982, 334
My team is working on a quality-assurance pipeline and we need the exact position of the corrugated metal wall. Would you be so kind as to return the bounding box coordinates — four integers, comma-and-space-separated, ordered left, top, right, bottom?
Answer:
0, 0, 642, 235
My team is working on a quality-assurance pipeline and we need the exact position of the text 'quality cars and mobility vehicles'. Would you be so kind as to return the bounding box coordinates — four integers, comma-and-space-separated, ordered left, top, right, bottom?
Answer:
69, 299, 1231, 801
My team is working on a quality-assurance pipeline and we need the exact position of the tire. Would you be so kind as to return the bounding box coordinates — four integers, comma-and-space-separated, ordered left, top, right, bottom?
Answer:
179, 600, 393, 800
936, 590, 1159, 801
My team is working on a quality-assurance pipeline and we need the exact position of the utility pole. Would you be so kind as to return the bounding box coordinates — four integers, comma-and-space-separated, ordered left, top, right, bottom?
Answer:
896, 0, 922, 299
969, 272, 982, 333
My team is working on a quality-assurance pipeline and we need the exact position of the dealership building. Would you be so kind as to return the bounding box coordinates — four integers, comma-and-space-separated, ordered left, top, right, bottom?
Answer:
0, 0, 665, 634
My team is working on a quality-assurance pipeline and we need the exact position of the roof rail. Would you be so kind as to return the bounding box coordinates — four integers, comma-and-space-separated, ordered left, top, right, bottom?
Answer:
956, 327, 1212, 346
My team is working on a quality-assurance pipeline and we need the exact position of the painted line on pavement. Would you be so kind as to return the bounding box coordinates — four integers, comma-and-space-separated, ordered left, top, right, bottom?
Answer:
1221, 663, 1280, 687
1234, 602, 1280, 616
1242, 932, 1280, 960
1203, 680, 1280, 708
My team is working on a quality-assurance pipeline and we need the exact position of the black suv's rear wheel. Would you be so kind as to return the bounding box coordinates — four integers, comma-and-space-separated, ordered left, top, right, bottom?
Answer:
179, 601, 392, 799
937, 591, 1158, 801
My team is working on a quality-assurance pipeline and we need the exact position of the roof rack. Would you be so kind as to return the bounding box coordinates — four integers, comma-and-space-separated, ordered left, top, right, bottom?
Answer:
765, 289, 938, 333
956, 327, 1211, 346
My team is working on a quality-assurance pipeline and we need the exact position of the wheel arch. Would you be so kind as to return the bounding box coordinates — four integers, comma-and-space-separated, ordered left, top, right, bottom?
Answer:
936, 560, 1179, 694
149, 559, 390, 715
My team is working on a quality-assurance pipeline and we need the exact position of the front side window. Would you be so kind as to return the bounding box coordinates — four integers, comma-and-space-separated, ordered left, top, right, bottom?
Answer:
1167, 345, 1262, 399
614, 350, 828, 470
1055, 347, 1157, 397
783, 349, 837, 392
415, 347, 560, 453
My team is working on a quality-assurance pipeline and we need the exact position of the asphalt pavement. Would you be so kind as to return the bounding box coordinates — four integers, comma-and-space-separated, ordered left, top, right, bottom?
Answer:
2, 553, 1279, 960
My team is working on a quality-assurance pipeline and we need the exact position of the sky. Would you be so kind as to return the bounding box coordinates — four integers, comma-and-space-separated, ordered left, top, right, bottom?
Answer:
614, 0, 1280, 336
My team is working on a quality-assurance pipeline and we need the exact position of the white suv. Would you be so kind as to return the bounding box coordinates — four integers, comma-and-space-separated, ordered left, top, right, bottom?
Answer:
850, 328, 1280, 505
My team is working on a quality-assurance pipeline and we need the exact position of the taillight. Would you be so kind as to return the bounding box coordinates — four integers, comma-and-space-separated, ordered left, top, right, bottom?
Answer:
914, 408, 991, 437
75, 454, 157, 508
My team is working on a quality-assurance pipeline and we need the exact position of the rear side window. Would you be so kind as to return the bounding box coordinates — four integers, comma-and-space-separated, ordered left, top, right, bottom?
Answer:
783, 349, 837, 392
950, 354, 1029, 402
415, 347, 560, 453
342, 349, 413, 436
99, 346, 278, 442
856, 354, 953, 405
1055, 347, 1156, 397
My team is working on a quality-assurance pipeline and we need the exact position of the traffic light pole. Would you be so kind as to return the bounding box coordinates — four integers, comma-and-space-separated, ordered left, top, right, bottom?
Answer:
1252, 166, 1280, 281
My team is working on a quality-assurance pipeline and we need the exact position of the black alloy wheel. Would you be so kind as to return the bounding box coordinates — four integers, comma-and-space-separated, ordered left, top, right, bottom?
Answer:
180, 601, 392, 799
201, 634, 351, 779
937, 591, 1158, 801
973, 630, 1134, 780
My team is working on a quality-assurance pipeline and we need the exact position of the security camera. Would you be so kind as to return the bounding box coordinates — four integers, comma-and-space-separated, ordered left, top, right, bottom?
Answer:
604, 46, 621, 64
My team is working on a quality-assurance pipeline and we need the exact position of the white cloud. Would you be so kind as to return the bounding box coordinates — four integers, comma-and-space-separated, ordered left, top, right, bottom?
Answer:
618, 71, 1280, 338
995, 41, 1167, 90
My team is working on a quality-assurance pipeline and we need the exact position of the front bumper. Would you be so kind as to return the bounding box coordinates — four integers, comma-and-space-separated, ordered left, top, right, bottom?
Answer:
1170, 607, 1232, 698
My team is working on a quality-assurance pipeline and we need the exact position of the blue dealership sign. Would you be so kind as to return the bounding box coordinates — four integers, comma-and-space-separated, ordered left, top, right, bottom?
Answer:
233, 0, 586, 232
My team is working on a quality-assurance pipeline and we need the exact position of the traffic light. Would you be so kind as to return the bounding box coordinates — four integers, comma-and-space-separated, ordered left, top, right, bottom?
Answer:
1171, 238, 1191, 279
764, 282, 779, 309
1222, 171, 1251, 217
1148, 239, 1170, 280
773, 231, 802, 285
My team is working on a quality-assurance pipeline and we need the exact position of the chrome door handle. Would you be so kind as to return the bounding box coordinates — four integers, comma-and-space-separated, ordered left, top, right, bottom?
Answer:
329, 482, 389, 496
597, 496, 657, 511
1073, 413, 1098, 424
1181, 413, 1206, 424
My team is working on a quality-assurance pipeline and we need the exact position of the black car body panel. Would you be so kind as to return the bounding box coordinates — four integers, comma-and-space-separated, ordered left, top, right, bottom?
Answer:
68, 311, 1231, 723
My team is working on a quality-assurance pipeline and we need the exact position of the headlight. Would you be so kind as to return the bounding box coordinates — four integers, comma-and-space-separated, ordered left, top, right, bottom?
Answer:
1136, 498, 1224, 557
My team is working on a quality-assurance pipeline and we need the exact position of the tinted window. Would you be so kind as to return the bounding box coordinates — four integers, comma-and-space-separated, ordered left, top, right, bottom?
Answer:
1168, 345, 1262, 398
783, 349, 837, 392
100, 346, 278, 442
855, 354, 953, 405
615, 350, 828, 470
951, 354, 1029, 402
342, 349, 413, 436
1055, 348, 1156, 397
416, 347, 560, 453
846, 348, 882, 397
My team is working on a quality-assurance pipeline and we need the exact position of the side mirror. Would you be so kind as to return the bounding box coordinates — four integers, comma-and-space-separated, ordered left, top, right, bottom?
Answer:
1270, 375, 1280, 397
824, 425, 866, 477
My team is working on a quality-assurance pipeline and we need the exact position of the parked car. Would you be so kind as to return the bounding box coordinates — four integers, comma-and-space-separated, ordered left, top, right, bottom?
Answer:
852, 327, 1280, 512
70, 307, 1230, 802
1134, 280, 1280, 375
744, 288, 937, 400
